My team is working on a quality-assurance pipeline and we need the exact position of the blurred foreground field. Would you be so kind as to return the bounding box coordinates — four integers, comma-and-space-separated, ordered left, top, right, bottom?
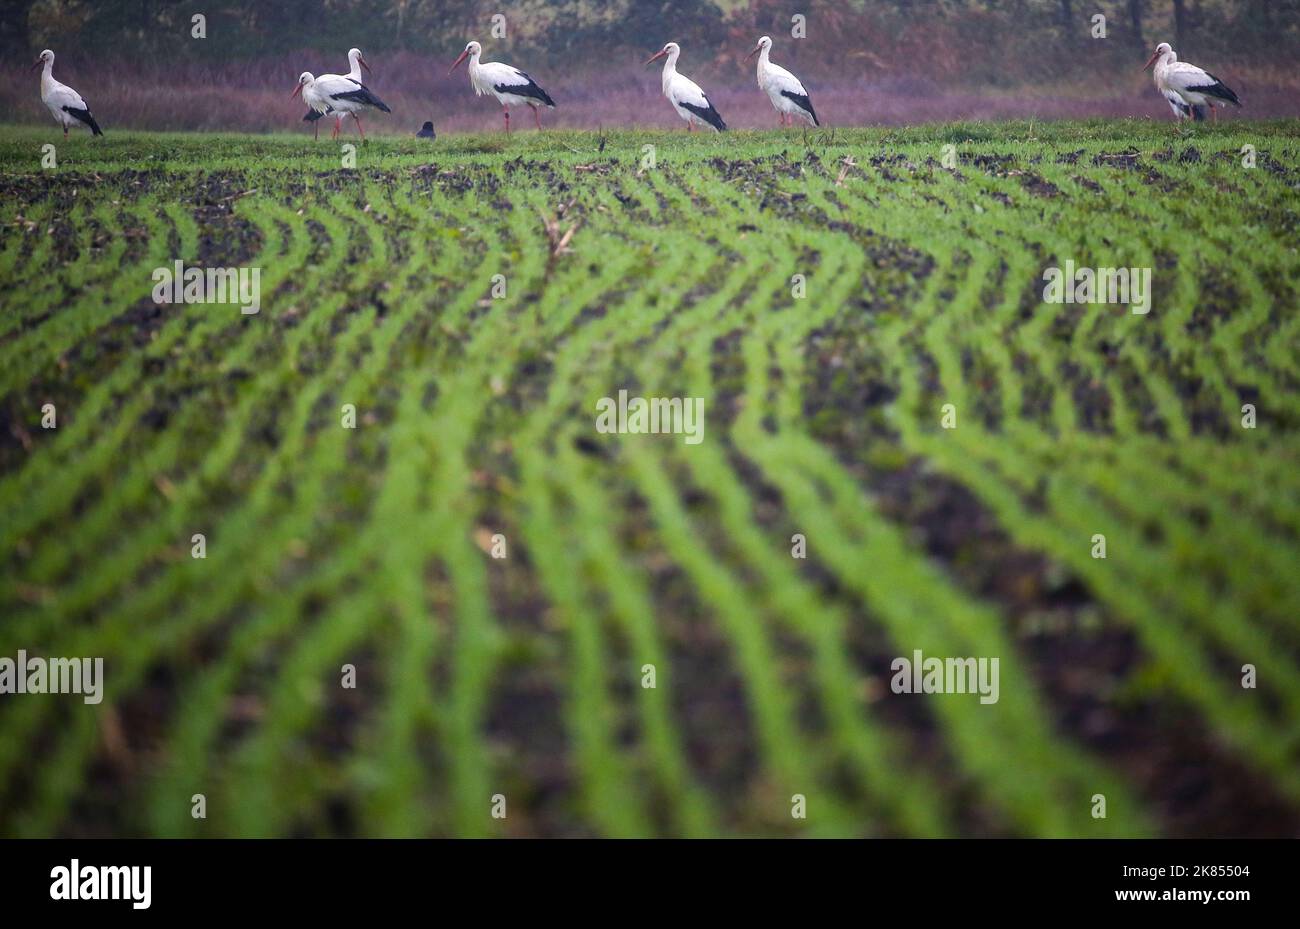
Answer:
0, 122, 1298, 837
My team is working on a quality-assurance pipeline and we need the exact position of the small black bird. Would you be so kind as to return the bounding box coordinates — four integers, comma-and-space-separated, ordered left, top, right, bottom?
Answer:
416, 121, 436, 140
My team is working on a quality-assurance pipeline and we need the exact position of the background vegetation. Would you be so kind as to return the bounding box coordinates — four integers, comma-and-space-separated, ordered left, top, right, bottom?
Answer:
2, 1, 1299, 131
4, 1, 1298, 71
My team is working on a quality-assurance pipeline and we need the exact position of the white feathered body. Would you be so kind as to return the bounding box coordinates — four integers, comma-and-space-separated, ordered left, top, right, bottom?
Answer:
468, 55, 555, 109
39, 60, 99, 134
655, 47, 725, 132
756, 50, 818, 126
1152, 48, 1240, 119
302, 71, 390, 121
314, 73, 364, 117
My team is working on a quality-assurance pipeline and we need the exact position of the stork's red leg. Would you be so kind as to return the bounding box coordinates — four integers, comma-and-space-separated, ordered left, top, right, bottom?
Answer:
355, 115, 365, 140
532, 105, 541, 130
503, 107, 510, 134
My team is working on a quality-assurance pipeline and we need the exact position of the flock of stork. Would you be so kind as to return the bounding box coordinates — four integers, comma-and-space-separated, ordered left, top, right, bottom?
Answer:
294, 37, 813, 138
34, 37, 1241, 140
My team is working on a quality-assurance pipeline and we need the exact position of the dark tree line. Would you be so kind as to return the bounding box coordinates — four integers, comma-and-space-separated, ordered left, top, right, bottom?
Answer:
0, 1, 726, 59
2, 1, 1295, 64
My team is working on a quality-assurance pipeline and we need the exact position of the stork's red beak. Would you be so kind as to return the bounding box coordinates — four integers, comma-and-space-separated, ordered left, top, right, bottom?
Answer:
449, 49, 470, 75
645, 48, 669, 66
291, 83, 303, 99
31, 59, 42, 71
360, 56, 372, 75
746, 46, 761, 61
1142, 50, 1160, 72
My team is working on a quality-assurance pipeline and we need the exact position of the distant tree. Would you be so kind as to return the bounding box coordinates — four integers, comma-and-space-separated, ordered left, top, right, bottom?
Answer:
1172, 0, 1187, 46
0, 0, 35, 57
1059, 0, 1074, 37
614, 0, 726, 48
1127, 0, 1145, 46
541, 0, 725, 62
5, 0, 1299, 72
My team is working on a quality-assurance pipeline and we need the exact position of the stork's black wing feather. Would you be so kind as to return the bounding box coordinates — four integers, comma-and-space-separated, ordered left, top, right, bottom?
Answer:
329, 86, 392, 113
1187, 72, 1241, 106
495, 71, 555, 107
62, 106, 103, 136
680, 99, 726, 132
779, 89, 819, 126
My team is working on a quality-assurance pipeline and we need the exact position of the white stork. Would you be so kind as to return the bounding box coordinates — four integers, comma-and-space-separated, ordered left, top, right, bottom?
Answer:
1144, 42, 1241, 123
344, 47, 368, 83
645, 42, 726, 133
32, 49, 102, 138
303, 48, 387, 138
293, 64, 390, 141
449, 40, 556, 133
293, 73, 327, 137
747, 36, 819, 127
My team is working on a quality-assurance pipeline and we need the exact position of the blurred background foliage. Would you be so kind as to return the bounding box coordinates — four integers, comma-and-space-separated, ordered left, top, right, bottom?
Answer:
4, 1, 1297, 78
3, 1, 1297, 129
